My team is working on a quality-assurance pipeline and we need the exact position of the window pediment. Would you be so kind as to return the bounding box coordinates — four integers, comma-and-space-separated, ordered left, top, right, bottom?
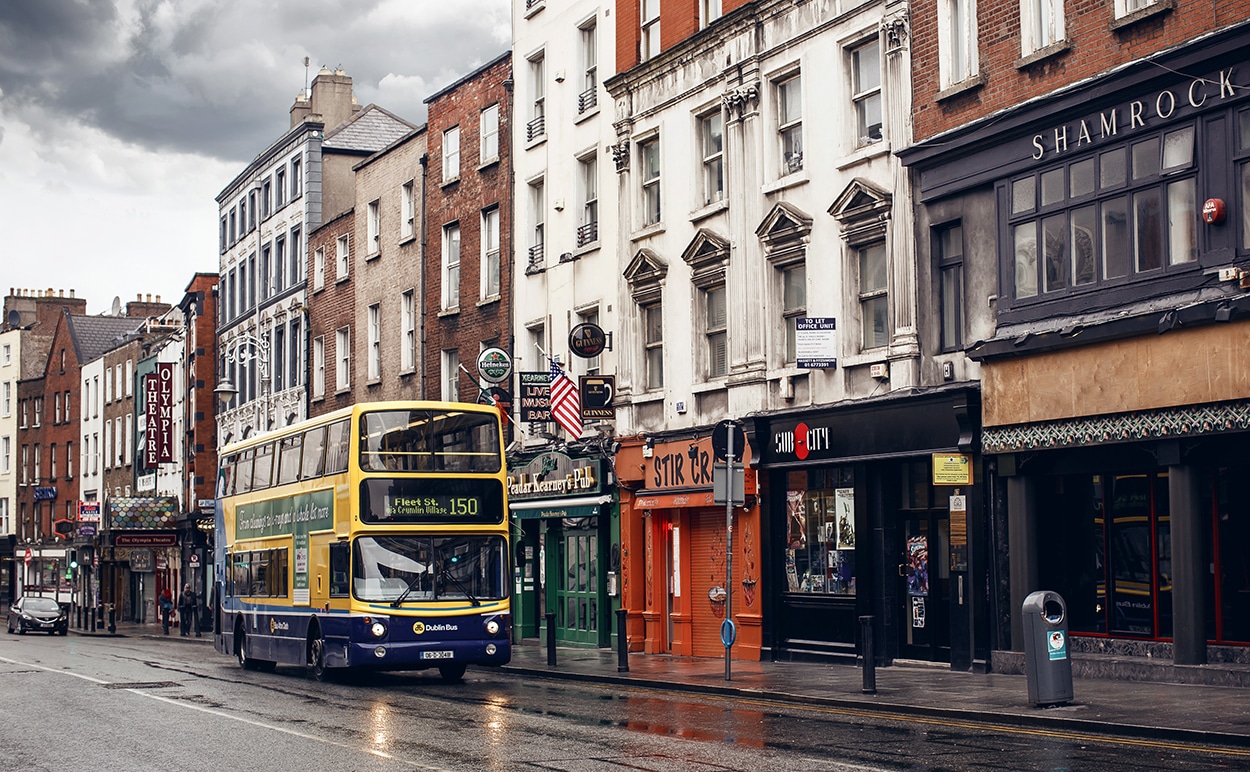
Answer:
756, 202, 812, 268
681, 228, 730, 288
624, 248, 668, 305
829, 177, 892, 246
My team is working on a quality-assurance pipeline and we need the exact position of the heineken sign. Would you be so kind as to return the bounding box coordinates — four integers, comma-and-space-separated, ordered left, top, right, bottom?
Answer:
477, 347, 512, 384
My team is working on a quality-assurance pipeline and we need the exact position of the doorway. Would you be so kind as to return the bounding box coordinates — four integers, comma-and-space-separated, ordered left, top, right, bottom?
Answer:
552, 519, 599, 644
897, 460, 952, 662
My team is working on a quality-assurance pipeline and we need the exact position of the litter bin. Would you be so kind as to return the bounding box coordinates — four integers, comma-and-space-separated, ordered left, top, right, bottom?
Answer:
1021, 590, 1073, 706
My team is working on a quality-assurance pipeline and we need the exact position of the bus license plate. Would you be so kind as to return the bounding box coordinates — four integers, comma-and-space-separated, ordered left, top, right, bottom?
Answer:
421, 650, 454, 660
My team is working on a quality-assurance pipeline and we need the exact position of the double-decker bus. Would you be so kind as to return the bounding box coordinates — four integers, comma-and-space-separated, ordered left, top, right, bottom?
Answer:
212, 401, 511, 681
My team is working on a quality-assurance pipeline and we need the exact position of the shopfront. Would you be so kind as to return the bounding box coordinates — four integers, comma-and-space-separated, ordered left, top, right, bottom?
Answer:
901, 21, 1250, 666
507, 451, 615, 648
617, 433, 762, 660
103, 496, 181, 623
754, 387, 984, 669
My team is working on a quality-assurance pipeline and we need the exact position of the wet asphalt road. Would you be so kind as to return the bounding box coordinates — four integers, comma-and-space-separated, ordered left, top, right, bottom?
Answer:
0, 633, 1245, 771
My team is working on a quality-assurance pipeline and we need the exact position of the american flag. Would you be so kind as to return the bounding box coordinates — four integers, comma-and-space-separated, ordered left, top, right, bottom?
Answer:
548, 359, 583, 438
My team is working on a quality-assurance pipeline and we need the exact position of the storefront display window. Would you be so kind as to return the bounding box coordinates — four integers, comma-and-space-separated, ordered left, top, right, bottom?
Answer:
785, 468, 856, 595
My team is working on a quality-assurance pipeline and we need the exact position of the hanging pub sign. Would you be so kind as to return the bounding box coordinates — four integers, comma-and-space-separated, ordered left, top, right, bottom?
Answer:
476, 347, 512, 384
580, 375, 615, 419
144, 362, 175, 466
568, 323, 608, 359
518, 371, 551, 423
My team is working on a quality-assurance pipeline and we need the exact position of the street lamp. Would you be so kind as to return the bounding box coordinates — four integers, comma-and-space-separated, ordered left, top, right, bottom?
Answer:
215, 332, 271, 436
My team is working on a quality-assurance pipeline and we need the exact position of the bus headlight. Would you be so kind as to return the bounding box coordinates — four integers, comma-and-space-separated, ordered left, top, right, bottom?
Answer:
370, 621, 387, 638
485, 619, 500, 635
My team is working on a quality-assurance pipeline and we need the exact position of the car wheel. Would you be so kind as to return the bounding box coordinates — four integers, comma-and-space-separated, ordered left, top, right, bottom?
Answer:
58, 628, 68, 636
438, 663, 467, 683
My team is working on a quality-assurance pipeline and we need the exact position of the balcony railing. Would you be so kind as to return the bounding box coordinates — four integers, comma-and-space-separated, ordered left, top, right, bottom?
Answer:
576, 221, 598, 248
526, 243, 545, 272
526, 115, 546, 142
578, 87, 597, 114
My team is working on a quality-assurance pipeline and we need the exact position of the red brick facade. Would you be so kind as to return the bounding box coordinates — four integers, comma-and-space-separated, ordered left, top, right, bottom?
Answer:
423, 53, 514, 406
910, 1, 1250, 142
615, 0, 753, 73
307, 209, 356, 417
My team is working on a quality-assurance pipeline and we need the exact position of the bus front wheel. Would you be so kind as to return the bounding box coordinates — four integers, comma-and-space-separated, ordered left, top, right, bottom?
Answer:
236, 630, 275, 672
438, 663, 466, 682
310, 636, 334, 682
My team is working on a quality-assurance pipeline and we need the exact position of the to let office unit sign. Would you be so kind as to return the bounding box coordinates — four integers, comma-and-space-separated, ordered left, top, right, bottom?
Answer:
145, 362, 175, 466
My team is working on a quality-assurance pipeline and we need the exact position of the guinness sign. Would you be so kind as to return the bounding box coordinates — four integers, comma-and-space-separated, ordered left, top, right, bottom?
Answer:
569, 323, 607, 359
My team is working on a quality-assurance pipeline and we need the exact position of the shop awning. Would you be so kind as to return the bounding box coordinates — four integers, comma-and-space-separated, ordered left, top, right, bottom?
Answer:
509, 494, 612, 520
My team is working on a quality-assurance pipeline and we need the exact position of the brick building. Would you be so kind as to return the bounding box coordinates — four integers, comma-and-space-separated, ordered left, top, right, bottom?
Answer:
422, 53, 514, 406
307, 208, 356, 417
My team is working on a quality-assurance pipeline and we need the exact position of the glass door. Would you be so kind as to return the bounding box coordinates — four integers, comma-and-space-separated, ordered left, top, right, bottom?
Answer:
899, 513, 951, 661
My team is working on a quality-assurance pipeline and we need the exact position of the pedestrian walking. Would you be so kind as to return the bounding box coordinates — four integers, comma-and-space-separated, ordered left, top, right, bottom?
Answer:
178, 584, 198, 637
158, 588, 173, 635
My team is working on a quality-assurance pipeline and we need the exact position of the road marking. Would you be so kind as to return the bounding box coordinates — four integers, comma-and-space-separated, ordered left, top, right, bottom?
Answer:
0, 654, 451, 771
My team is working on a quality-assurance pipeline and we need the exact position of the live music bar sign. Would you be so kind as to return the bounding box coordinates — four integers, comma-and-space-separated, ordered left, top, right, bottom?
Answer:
144, 362, 175, 466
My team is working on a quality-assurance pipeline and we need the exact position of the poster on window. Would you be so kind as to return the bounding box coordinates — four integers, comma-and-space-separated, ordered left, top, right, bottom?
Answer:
835, 488, 855, 549
906, 535, 929, 597
785, 490, 805, 591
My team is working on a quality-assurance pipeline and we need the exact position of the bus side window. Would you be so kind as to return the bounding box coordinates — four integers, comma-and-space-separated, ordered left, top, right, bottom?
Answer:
301, 426, 327, 480
324, 420, 350, 475
329, 542, 350, 597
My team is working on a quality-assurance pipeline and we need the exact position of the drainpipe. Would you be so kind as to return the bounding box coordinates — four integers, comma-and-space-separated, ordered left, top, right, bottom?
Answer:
418, 152, 429, 399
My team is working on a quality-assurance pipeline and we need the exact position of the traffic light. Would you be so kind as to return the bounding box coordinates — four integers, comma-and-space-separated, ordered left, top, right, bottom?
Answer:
53, 519, 75, 539
69, 550, 79, 571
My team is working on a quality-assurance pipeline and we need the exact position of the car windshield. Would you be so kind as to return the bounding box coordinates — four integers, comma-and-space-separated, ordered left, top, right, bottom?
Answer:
352, 535, 507, 603
24, 598, 61, 613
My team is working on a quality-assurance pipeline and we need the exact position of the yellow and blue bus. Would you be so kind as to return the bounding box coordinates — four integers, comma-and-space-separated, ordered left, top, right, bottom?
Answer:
211, 401, 511, 681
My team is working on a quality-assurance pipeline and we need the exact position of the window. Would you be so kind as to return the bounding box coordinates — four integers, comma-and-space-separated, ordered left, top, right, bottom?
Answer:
124, 415, 132, 465
939, 0, 978, 88
1, 436, 9, 475
261, 245, 272, 298
786, 468, 858, 596
401, 290, 416, 372
442, 349, 460, 402
273, 324, 286, 392
2, 381, 10, 417
641, 0, 660, 61
229, 208, 237, 245
705, 286, 727, 378
782, 265, 806, 362
700, 111, 724, 205
105, 367, 113, 403
480, 104, 500, 163
777, 74, 803, 175
274, 235, 287, 292
936, 223, 965, 352
443, 127, 461, 182
248, 190, 257, 231
125, 360, 132, 397
367, 304, 381, 381
1236, 108, 1250, 251
640, 137, 661, 226
528, 179, 545, 269
262, 178, 272, 218
335, 328, 350, 391
33, 397, 41, 427
577, 155, 598, 247
859, 244, 889, 348
312, 336, 326, 399
1007, 126, 1197, 307
702, 0, 722, 26
578, 308, 601, 375
248, 255, 257, 308
643, 303, 664, 390
289, 317, 301, 388
291, 155, 302, 198
367, 200, 381, 254
401, 181, 416, 240
290, 226, 302, 284
442, 223, 461, 309
1, 344, 8, 365
481, 208, 501, 299
1021, 0, 1064, 55
51, 443, 57, 479
67, 440, 73, 478
579, 22, 598, 114
336, 234, 349, 280
528, 54, 546, 142
851, 39, 883, 146
54, 393, 61, 424
314, 247, 325, 291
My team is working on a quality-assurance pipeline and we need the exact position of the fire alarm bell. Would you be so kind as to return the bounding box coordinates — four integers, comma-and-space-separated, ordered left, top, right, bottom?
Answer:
1202, 198, 1226, 225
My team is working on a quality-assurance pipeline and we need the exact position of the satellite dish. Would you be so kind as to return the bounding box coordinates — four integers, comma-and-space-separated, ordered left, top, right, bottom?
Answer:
6, 310, 18, 329
110, 296, 121, 316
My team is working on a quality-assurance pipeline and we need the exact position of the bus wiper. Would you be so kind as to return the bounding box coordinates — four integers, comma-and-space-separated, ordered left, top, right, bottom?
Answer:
391, 575, 426, 608
438, 564, 481, 607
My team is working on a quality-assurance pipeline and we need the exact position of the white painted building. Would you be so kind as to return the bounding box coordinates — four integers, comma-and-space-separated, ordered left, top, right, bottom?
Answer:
512, 0, 619, 446
0, 330, 18, 538
78, 357, 105, 506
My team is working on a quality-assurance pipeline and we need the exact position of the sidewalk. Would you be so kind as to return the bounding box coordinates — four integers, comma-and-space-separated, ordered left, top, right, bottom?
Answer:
75, 623, 1250, 748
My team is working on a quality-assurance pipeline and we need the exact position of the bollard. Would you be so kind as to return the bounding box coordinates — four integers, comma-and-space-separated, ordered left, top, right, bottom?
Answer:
91, 605, 97, 633
76, 606, 82, 629
616, 608, 629, 673
545, 612, 557, 667
859, 615, 876, 695
107, 604, 116, 634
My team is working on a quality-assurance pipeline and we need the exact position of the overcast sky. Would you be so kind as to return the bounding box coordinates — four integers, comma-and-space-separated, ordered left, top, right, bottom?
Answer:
0, 0, 510, 315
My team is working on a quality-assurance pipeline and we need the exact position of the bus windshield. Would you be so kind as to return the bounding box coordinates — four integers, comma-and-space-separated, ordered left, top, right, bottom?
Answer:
359, 409, 501, 473
353, 535, 507, 604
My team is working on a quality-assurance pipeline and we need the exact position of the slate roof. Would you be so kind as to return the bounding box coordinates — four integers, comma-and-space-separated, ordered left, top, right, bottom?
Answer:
66, 315, 146, 364
322, 104, 418, 154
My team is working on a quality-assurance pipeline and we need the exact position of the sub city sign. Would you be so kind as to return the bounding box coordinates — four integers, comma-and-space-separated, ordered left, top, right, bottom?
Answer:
144, 362, 175, 466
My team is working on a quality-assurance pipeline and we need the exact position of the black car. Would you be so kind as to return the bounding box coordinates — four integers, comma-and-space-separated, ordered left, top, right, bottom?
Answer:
7, 597, 69, 635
